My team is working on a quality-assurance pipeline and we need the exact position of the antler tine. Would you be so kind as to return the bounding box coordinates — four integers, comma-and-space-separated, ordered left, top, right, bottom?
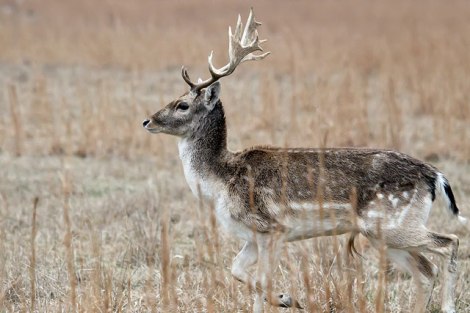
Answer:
241, 51, 271, 63
181, 66, 196, 89
234, 14, 243, 41
187, 8, 270, 92
242, 8, 259, 46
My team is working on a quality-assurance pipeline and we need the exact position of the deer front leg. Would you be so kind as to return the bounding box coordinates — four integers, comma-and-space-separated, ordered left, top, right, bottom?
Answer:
254, 235, 302, 312
253, 236, 275, 313
231, 239, 301, 312
231, 241, 258, 286
231, 241, 266, 312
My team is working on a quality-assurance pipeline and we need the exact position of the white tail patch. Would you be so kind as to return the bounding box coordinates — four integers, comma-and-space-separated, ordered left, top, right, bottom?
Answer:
436, 173, 452, 210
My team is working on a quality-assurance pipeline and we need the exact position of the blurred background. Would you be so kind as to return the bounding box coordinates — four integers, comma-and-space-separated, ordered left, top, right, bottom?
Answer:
2, 0, 470, 159
1, 0, 469, 312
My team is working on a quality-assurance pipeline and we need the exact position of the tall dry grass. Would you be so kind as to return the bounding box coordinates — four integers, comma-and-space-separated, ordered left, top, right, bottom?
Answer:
0, 0, 469, 312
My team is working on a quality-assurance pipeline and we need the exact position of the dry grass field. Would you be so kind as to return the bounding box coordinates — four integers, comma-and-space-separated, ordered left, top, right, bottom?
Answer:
1, 0, 470, 312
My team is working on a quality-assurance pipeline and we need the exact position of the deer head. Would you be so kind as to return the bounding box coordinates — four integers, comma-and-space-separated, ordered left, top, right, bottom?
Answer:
142, 8, 270, 138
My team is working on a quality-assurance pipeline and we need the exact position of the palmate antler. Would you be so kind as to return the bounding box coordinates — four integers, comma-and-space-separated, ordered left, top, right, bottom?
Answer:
182, 8, 270, 92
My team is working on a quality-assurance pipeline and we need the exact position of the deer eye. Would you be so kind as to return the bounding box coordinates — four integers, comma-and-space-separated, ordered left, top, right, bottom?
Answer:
176, 102, 189, 111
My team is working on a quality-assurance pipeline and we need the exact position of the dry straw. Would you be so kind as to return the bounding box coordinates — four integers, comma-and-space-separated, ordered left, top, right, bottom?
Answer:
0, 0, 469, 312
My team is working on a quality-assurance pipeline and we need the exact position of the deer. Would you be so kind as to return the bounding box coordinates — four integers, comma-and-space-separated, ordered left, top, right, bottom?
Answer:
142, 9, 466, 313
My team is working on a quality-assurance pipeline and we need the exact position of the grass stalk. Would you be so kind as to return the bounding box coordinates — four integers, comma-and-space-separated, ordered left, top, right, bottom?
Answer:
29, 197, 39, 312
61, 169, 77, 311
160, 207, 171, 311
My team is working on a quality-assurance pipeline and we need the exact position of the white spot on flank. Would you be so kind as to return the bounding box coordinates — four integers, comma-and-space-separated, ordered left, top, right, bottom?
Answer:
386, 194, 399, 208
367, 210, 384, 219
290, 202, 351, 211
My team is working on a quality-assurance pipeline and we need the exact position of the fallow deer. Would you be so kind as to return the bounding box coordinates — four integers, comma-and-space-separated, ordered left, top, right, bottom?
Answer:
143, 9, 466, 313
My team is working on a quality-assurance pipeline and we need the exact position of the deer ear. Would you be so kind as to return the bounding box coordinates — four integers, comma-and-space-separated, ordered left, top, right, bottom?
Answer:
204, 82, 221, 111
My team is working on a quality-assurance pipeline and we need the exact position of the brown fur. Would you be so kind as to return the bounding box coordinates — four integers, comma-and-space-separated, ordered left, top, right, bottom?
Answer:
147, 95, 441, 234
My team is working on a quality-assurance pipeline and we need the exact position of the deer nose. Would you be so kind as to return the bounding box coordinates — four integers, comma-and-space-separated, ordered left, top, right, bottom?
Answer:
142, 119, 150, 127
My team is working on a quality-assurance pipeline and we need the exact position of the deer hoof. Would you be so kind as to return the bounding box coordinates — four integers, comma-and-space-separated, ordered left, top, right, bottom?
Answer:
277, 294, 303, 309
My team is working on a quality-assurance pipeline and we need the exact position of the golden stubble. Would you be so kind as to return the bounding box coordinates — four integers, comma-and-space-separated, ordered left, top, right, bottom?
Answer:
0, 0, 469, 312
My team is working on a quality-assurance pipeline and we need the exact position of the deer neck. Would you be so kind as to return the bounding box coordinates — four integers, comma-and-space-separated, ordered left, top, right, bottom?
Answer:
178, 101, 228, 199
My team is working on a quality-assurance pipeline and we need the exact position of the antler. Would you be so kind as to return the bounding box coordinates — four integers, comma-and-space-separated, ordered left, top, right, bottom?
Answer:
181, 8, 270, 92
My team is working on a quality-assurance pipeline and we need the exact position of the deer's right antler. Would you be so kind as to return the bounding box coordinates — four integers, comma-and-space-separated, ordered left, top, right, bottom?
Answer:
182, 8, 270, 92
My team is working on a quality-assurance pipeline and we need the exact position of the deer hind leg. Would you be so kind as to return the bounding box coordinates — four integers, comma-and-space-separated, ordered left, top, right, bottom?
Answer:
410, 252, 438, 310
424, 232, 459, 313
382, 229, 459, 313
386, 248, 437, 313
